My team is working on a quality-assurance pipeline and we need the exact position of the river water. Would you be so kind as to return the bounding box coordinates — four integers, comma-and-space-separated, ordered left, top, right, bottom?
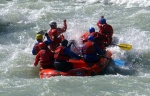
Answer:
0, 0, 150, 96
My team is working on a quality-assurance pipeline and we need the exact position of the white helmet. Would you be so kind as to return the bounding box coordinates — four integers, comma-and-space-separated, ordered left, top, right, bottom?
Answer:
49, 21, 57, 26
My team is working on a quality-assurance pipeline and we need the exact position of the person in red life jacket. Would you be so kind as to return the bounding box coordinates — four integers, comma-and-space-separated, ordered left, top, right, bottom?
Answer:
48, 19, 67, 39
97, 16, 113, 46
81, 27, 106, 51
48, 29, 65, 52
80, 27, 98, 44
82, 36, 104, 66
54, 39, 81, 72
32, 32, 52, 55
90, 27, 108, 51
34, 42, 54, 69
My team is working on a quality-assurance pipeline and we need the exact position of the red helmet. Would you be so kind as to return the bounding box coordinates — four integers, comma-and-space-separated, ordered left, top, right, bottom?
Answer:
51, 29, 58, 37
38, 42, 46, 49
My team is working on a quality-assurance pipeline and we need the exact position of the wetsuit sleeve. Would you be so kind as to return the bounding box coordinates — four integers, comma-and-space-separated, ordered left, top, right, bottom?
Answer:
32, 43, 38, 55
81, 45, 84, 54
64, 48, 81, 59
62, 19, 67, 32
57, 20, 67, 35
44, 35, 52, 46
32, 47, 36, 55
34, 52, 40, 66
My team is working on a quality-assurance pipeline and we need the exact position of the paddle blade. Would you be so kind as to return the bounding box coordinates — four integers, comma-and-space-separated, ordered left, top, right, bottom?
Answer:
113, 59, 125, 67
118, 44, 132, 50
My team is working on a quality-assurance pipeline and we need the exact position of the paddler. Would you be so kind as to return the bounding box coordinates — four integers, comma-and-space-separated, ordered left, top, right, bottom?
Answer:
54, 39, 81, 72
81, 36, 104, 66
47, 19, 67, 51
97, 16, 113, 46
48, 29, 65, 52
32, 31, 52, 55
34, 42, 54, 69
48, 19, 67, 37
81, 27, 107, 51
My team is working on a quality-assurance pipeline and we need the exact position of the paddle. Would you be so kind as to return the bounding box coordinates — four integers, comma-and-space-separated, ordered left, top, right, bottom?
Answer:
113, 59, 125, 67
37, 30, 47, 35
71, 40, 126, 67
111, 43, 132, 50
101, 55, 125, 67
72, 43, 82, 56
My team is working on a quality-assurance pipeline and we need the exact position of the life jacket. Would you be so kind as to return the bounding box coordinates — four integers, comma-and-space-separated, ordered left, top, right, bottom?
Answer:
39, 49, 54, 66
54, 46, 69, 61
100, 24, 113, 37
81, 32, 102, 44
48, 27, 66, 39
98, 24, 113, 45
82, 41, 96, 54
90, 32, 106, 50
49, 35, 64, 51
81, 32, 106, 51
90, 32, 102, 42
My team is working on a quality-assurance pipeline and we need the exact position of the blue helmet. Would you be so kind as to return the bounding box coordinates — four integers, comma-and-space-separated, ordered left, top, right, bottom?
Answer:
88, 36, 94, 41
100, 18, 106, 24
89, 27, 95, 33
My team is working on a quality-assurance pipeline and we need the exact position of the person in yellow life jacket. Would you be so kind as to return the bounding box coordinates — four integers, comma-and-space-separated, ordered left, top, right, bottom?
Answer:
82, 36, 104, 66
97, 16, 113, 46
34, 42, 54, 69
32, 32, 52, 55
48, 29, 65, 52
54, 39, 81, 72
48, 19, 67, 40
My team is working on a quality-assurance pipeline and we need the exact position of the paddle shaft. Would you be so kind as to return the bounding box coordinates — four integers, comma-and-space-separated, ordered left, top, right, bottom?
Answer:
111, 43, 132, 50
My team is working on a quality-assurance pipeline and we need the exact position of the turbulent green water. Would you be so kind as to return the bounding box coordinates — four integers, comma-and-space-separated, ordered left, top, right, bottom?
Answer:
0, 0, 150, 96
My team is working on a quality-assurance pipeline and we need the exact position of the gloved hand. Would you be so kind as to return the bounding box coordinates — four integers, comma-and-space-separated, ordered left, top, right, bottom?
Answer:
45, 33, 48, 36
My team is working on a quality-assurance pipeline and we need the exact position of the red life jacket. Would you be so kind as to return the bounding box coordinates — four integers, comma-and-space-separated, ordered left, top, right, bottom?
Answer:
81, 32, 102, 44
99, 24, 113, 45
39, 49, 54, 66
90, 32, 103, 42
48, 29, 65, 52
49, 35, 64, 51
48, 28, 66, 39
101, 24, 113, 37
90, 32, 106, 50
82, 41, 96, 54
54, 46, 69, 61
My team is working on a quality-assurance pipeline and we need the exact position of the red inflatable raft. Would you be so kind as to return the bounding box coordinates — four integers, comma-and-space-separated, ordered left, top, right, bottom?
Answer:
39, 51, 112, 79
